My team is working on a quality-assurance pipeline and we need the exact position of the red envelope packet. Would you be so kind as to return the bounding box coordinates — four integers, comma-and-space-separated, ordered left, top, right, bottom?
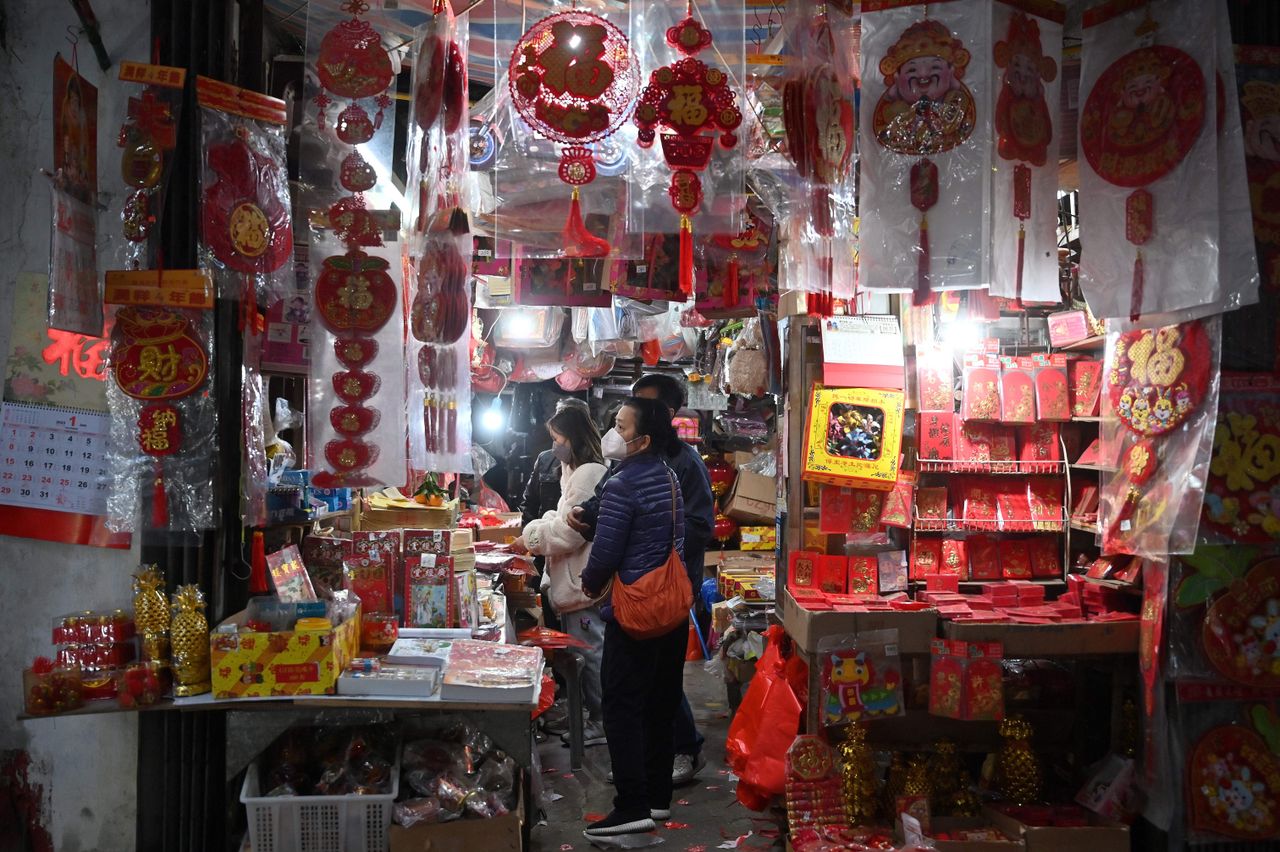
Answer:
818, 555, 848, 595
917, 347, 955, 412
848, 556, 879, 594
997, 486, 1032, 524
1028, 478, 1064, 528
965, 643, 1005, 721
343, 555, 392, 614
941, 539, 969, 579
819, 486, 855, 534
1000, 356, 1037, 424
962, 354, 1002, 422
879, 471, 915, 529
919, 411, 955, 460
1033, 354, 1071, 421
955, 420, 994, 461
1069, 358, 1103, 417
916, 487, 949, 521
967, 535, 1001, 580
989, 426, 1017, 462
911, 539, 943, 578
849, 489, 886, 533
1028, 537, 1060, 579
1018, 423, 1061, 465
963, 481, 998, 523
1076, 438, 1103, 467
789, 551, 821, 590
1000, 541, 1033, 579
1071, 484, 1100, 520
930, 639, 965, 719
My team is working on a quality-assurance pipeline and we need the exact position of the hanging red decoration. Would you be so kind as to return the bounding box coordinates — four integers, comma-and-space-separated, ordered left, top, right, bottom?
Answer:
314, 250, 398, 334
994, 12, 1057, 307
634, 3, 742, 292
1080, 10, 1205, 321
1106, 321, 1210, 438
315, 0, 395, 131
509, 9, 639, 258
201, 133, 293, 275
872, 18, 976, 306
410, 238, 470, 345
1188, 724, 1280, 840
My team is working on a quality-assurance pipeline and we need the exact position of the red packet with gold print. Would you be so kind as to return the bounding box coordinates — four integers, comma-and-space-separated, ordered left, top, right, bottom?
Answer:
963, 480, 999, 524
1000, 356, 1037, 424
917, 346, 955, 412
1018, 422, 1060, 466
911, 539, 943, 578
1028, 478, 1064, 529
919, 411, 955, 460
916, 487, 948, 522
789, 551, 821, 591
968, 535, 1001, 580
964, 643, 1004, 721
818, 555, 848, 595
879, 470, 915, 529
819, 486, 855, 534
1034, 353, 1071, 421
929, 640, 965, 719
848, 556, 879, 594
940, 539, 969, 579
1028, 537, 1060, 579
955, 420, 994, 461
1069, 358, 1103, 417
962, 353, 1002, 422
999, 540, 1032, 579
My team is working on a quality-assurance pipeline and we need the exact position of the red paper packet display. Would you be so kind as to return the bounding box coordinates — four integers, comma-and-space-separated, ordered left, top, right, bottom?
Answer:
916, 487, 948, 521
266, 544, 317, 603
1028, 478, 1064, 529
929, 640, 966, 719
1071, 484, 1100, 522
911, 539, 943, 578
1069, 358, 1103, 417
999, 540, 1032, 580
1000, 357, 1037, 424
879, 471, 915, 529
403, 554, 453, 628
402, 529, 455, 556
819, 486, 856, 534
967, 535, 1001, 581
996, 484, 1032, 525
789, 551, 821, 590
848, 557, 879, 594
818, 555, 848, 595
1027, 537, 1060, 579
1033, 354, 1071, 421
818, 629, 904, 727
962, 481, 998, 523
940, 539, 968, 579
344, 555, 391, 614
919, 411, 955, 460
301, 535, 350, 593
929, 640, 1004, 721
1018, 423, 1060, 465
916, 347, 954, 412
989, 426, 1017, 462
962, 354, 1002, 422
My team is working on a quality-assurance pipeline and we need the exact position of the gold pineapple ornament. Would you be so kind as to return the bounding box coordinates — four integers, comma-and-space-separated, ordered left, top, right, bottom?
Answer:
133, 565, 169, 634
882, 751, 908, 818
928, 739, 963, 814
995, 716, 1043, 804
837, 724, 881, 827
903, 752, 934, 800
949, 777, 983, 818
170, 584, 211, 697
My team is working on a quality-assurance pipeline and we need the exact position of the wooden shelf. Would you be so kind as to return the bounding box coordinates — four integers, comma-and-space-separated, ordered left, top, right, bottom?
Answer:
1058, 335, 1105, 351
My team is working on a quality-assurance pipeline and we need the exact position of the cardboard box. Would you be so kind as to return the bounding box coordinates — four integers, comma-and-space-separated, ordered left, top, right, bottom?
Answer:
917, 817, 1025, 852
389, 784, 524, 852
726, 469, 776, 525
739, 525, 776, 551
943, 620, 1139, 656
472, 514, 523, 544
210, 610, 361, 698
802, 387, 905, 491
781, 587, 937, 654
985, 806, 1128, 852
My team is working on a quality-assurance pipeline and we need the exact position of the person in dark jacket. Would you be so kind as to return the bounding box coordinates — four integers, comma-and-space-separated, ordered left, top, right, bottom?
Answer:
579, 397, 688, 843
569, 374, 712, 784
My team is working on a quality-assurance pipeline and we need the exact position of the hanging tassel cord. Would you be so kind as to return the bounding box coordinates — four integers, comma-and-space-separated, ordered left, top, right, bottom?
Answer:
563, 187, 610, 259
678, 215, 694, 296
1129, 250, 1144, 323
1014, 222, 1026, 309
914, 214, 934, 307
151, 460, 169, 529
724, 254, 740, 308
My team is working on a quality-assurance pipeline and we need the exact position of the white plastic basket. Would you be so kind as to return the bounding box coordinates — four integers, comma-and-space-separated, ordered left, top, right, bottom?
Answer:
240, 753, 400, 852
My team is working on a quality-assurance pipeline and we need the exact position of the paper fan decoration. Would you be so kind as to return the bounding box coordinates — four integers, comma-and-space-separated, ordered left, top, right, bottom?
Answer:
509, 9, 639, 258
872, 18, 976, 306
1080, 9, 1205, 321
202, 134, 293, 275
634, 2, 742, 295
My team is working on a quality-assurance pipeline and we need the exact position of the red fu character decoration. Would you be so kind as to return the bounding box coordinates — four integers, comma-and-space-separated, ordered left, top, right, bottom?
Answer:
1081, 8, 1204, 321
872, 18, 976, 306
510, 10, 639, 258
994, 12, 1057, 307
314, 0, 394, 133
634, 3, 742, 295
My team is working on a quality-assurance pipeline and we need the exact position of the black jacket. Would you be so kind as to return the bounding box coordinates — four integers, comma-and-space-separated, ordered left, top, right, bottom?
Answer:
520, 449, 562, 527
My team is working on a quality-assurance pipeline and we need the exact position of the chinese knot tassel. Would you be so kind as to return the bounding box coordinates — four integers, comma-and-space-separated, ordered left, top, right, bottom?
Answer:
914, 215, 934, 307
249, 531, 270, 595
1015, 223, 1026, 309
151, 464, 169, 529
563, 188, 610, 259
678, 215, 694, 296
1130, 251, 1145, 323
724, 254, 740, 308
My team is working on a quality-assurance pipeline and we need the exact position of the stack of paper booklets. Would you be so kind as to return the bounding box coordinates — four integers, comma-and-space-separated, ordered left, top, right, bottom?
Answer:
335, 637, 453, 697
440, 639, 543, 703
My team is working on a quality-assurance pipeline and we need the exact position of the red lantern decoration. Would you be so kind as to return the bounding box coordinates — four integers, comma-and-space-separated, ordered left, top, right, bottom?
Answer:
314, 250, 398, 334
634, 3, 742, 294
201, 133, 293, 276
314, 0, 395, 131
705, 455, 736, 498
714, 512, 739, 548
509, 10, 639, 258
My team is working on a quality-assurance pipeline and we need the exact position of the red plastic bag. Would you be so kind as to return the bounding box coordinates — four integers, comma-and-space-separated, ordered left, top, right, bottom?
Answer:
531, 674, 555, 720
726, 625, 803, 810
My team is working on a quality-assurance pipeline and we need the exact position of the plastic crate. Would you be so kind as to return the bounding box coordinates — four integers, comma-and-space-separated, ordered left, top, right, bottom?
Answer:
240, 753, 399, 852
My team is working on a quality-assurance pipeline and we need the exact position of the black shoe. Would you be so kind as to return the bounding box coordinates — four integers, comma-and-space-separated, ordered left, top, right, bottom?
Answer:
583, 809, 656, 842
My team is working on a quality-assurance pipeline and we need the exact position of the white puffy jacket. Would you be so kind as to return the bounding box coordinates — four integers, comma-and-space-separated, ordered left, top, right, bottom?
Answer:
522, 461, 607, 615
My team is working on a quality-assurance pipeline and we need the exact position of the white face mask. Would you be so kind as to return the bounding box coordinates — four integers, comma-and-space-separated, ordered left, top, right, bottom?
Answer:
601, 428, 638, 460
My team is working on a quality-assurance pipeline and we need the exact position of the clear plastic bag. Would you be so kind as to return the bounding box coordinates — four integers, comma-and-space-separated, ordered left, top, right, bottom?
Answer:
859, 1, 993, 301
48, 57, 101, 336
816, 628, 905, 728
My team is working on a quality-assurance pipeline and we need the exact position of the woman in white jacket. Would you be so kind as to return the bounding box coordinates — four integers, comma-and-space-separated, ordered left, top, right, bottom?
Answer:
512, 401, 609, 745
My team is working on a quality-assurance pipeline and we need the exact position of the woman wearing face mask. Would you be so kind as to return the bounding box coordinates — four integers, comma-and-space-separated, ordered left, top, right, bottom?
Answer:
579, 396, 687, 844
511, 403, 608, 746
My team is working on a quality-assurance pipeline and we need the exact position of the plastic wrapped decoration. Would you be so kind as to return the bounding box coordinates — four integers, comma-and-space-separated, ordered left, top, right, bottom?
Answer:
1200, 374, 1280, 544
859, 0, 992, 305
508, 7, 639, 258
103, 273, 217, 532
1098, 316, 1221, 558
698, 200, 775, 315
196, 77, 293, 305
114, 63, 184, 272
990, 1, 1064, 306
1237, 46, 1280, 293
630, 0, 747, 294
817, 629, 904, 728
1078, 0, 1229, 323
48, 55, 101, 337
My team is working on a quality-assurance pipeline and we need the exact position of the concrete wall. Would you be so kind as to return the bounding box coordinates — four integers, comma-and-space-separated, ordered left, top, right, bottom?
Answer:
0, 1, 148, 849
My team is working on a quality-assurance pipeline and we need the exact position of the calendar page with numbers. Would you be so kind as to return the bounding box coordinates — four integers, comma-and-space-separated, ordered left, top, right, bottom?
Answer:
0, 402, 110, 515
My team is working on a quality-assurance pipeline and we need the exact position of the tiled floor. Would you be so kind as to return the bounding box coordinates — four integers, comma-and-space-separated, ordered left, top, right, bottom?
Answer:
531, 661, 785, 851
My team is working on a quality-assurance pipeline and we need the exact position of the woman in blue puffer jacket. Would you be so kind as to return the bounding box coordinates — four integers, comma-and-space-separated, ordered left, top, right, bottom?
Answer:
579, 396, 687, 844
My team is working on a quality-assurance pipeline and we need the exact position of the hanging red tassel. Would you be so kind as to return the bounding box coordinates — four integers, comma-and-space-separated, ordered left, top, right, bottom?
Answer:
1014, 223, 1026, 309
563, 188, 610, 258
1130, 251, 1145, 323
724, 254, 740, 308
249, 531, 270, 595
151, 464, 169, 529
914, 215, 934, 307
678, 215, 694, 296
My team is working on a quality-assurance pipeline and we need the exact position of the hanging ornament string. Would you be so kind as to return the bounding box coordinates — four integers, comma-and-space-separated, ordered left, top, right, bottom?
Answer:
872, 17, 976, 307
1080, 8, 1205, 322
634, 0, 742, 295
994, 12, 1057, 307
509, 9, 639, 258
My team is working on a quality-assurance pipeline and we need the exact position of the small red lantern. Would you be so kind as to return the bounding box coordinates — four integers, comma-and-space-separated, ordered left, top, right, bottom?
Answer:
706, 455, 736, 498
714, 513, 739, 548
